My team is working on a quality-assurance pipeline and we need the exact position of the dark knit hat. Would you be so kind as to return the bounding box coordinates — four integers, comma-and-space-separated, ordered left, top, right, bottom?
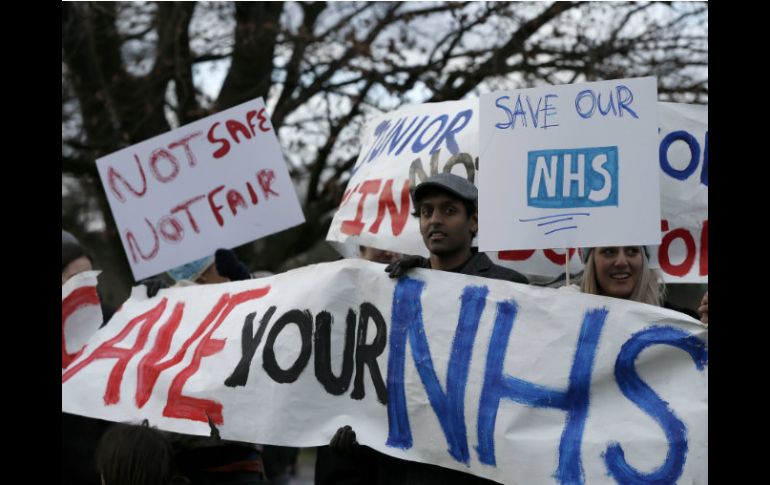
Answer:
62, 241, 92, 271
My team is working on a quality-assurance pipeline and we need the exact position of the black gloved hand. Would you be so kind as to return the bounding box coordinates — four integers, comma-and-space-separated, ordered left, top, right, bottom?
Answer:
329, 425, 358, 456
384, 254, 426, 278
140, 276, 169, 298
215, 249, 252, 281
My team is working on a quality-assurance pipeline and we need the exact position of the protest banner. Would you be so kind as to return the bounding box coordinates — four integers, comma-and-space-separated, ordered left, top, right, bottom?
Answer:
96, 97, 305, 281
63, 259, 707, 484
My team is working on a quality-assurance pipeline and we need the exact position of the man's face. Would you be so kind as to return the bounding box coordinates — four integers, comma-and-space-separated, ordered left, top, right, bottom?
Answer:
417, 192, 477, 257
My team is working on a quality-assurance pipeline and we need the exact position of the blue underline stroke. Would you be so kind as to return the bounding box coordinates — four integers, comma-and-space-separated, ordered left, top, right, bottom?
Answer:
538, 217, 573, 226
545, 226, 578, 235
519, 213, 590, 222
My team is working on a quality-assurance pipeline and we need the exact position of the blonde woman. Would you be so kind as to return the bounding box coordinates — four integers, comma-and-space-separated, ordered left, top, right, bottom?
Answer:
580, 246, 704, 321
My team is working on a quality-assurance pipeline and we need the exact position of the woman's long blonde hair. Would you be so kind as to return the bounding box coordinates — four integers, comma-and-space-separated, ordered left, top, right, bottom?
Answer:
580, 247, 666, 307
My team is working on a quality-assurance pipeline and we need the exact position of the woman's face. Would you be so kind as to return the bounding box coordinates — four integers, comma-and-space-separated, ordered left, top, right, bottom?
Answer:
593, 246, 643, 299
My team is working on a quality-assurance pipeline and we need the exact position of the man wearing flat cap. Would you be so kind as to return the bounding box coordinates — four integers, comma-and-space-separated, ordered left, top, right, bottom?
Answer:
386, 172, 528, 284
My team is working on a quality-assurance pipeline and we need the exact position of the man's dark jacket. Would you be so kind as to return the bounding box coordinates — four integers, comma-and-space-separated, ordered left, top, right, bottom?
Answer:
415, 249, 529, 284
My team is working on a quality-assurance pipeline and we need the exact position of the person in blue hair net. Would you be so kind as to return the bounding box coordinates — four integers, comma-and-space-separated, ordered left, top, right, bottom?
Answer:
141, 249, 252, 297
167, 253, 231, 285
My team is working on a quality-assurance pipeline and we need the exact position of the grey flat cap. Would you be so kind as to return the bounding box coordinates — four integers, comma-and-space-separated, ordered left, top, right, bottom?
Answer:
411, 173, 477, 205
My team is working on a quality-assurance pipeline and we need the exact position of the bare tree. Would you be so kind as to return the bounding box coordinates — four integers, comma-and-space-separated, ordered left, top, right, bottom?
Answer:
62, 1, 707, 304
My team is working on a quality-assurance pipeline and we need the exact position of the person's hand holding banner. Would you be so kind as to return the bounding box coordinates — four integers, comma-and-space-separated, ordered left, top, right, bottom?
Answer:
698, 291, 708, 324
385, 255, 426, 278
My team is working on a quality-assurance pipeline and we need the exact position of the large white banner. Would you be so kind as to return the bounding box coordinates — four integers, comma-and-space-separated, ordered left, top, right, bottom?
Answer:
478, 77, 660, 251
327, 96, 706, 283
96, 97, 305, 281
62, 260, 707, 484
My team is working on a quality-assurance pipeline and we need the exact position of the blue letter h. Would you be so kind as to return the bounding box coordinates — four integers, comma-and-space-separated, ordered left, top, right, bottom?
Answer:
476, 303, 608, 485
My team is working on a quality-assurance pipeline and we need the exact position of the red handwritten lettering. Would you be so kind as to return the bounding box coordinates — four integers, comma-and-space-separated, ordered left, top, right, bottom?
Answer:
659, 227, 696, 277
171, 195, 206, 234
108, 155, 148, 203
498, 250, 536, 261
208, 109, 270, 159
369, 179, 410, 236
125, 219, 160, 263
168, 132, 203, 167
163, 287, 271, 424
246, 181, 259, 205
543, 248, 576, 265
134, 296, 236, 408
62, 299, 168, 405
257, 169, 279, 199
208, 122, 230, 159
226, 120, 252, 144
149, 148, 180, 183
246, 110, 258, 136
243, 108, 272, 134
226, 189, 247, 216
208, 185, 226, 226
135, 302, 190, 408
341, 180, 381, 236
256, 108, 270, 132
699, 220, 708, 276
158, 215, 184, 243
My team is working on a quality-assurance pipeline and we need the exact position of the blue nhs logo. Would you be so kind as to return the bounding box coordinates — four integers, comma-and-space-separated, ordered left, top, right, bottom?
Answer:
526, 146, 618, 208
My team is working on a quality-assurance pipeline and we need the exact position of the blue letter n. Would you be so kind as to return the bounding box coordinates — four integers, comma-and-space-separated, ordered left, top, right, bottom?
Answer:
386, 277, 488, 465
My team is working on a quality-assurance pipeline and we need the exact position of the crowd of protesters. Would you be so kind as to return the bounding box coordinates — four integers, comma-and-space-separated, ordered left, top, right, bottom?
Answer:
63, 171, 707, 484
